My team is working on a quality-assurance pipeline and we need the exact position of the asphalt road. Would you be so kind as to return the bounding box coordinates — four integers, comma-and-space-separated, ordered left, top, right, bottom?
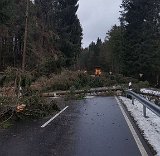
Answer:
0, 97, 143, 156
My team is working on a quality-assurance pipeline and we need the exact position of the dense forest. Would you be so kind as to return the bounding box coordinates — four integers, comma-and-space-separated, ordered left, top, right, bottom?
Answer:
79, 0, 160, 85
0, 0, 160, 85
0, 0, 82, 73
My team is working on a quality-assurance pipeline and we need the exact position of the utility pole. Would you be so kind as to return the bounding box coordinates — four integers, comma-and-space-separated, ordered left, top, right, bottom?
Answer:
22, 0, 29, 72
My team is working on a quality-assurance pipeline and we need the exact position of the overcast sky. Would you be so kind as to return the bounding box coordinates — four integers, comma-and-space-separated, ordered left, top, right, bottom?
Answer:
77, 0, 122, 48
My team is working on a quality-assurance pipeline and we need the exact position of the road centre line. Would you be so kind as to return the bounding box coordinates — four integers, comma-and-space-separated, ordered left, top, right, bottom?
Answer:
115, 96, 148, 156
41, 106, 69, 128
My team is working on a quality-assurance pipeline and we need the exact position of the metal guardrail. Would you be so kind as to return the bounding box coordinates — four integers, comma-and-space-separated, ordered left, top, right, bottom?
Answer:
125, 90, 160, 118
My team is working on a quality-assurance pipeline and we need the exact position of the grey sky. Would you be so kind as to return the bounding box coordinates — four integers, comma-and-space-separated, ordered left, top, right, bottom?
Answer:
77, 0, 122, 47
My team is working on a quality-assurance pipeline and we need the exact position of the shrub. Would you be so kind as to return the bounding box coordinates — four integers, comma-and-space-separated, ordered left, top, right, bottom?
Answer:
38, 58, 61, 76
17, 92, 60, 119
74, 73, 90, 89
105, 79, 117, 86
88, 76, 106, 88
4, 67, 17, 85
31, 71, 119, 92
0, 96, 16, 106
133, 81, 150, 92
31, 70, 144, 92
114, 74, 139, 84
3, 67, 36, 89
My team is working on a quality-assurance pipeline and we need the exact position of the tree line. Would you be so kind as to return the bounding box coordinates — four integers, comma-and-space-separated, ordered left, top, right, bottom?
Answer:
0, 0, 82, 73
1, 0, 160, 85
79, 0, 160, 85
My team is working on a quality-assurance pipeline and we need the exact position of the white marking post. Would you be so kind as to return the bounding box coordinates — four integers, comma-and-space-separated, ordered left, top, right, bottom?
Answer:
115, 97, 148, 156
41, 106, 69, 128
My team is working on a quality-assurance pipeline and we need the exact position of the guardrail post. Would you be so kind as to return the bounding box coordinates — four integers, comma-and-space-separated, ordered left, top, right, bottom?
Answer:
132, 96, 134, 105
143, 105, 147, 118
125, 90, 160, 118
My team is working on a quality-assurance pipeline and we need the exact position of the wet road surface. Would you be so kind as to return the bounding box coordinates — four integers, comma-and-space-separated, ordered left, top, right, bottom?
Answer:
0, 97, 142, 156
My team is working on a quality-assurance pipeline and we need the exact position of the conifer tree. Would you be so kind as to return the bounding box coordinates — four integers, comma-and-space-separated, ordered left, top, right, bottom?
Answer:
54, 0, 82, 67
121, 0, 160, 82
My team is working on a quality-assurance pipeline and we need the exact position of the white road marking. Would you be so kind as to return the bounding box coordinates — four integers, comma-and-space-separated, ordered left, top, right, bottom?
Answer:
41, 106, 69, 128
115, 96, 148, 156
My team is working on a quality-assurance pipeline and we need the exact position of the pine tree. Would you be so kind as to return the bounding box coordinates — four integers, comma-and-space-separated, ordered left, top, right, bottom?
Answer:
106, 25, 124, 73
121, 0, 160, 82
54, 0, 82, 67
